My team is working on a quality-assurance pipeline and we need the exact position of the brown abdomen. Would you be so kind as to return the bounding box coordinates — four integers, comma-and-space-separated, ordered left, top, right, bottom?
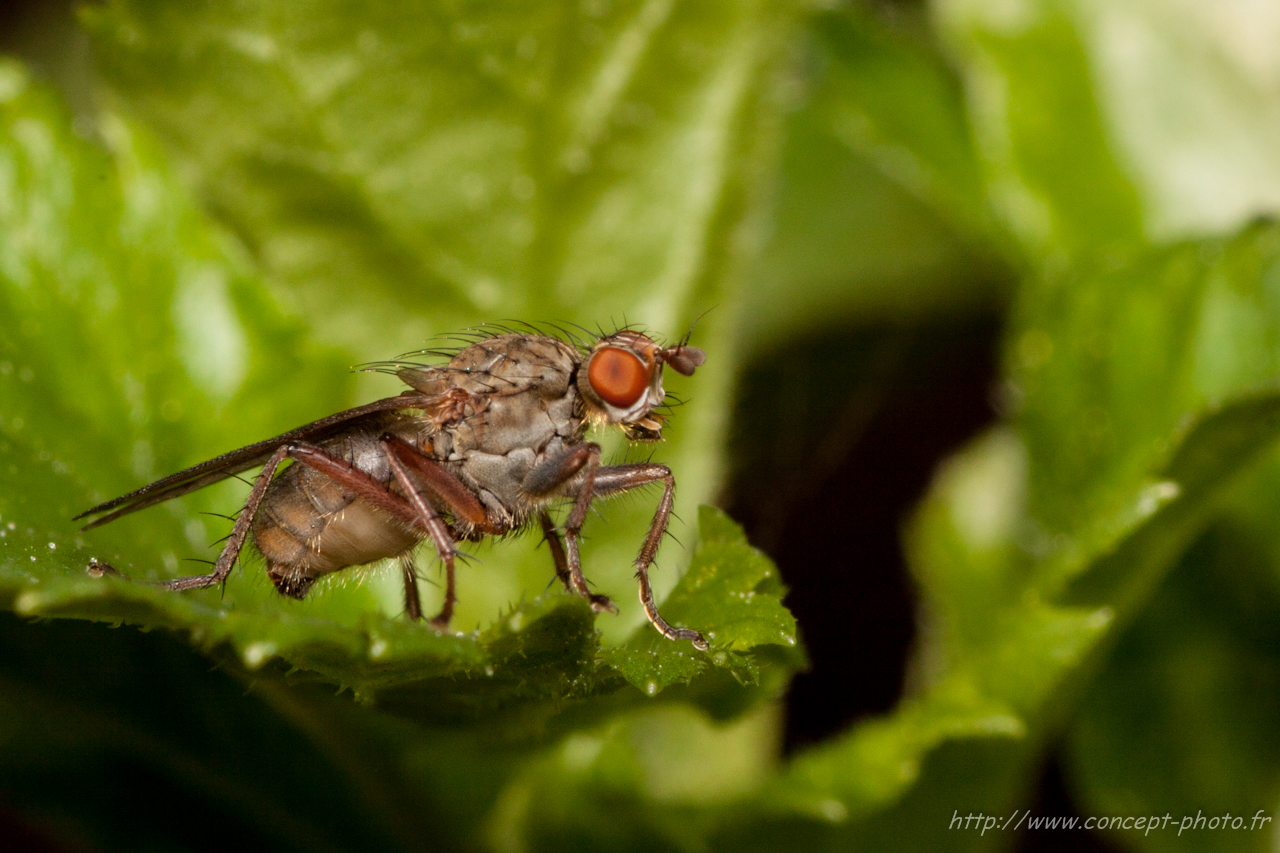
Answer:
250, 439, 423, 598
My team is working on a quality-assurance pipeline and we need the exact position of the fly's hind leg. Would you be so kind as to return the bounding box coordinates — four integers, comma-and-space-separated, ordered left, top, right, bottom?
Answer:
592, 463, 708, 651
157, 443, 442, 615
399, 555, 424, 621
156, 444, 294, 593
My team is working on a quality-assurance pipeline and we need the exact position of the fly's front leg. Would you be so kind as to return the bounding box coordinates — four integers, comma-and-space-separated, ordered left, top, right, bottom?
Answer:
593, 464, 708, 650
522, 444, 616, 614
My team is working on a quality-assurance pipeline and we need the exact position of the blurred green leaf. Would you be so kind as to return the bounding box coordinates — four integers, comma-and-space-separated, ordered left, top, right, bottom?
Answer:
0, 613, 411, 853
0, 56, 352, 602
810, 6, 993, 245
937, 0, 1280, 258
701, 221, 1280, 848
747, 428, 1080, 833
1066, 522, 1280, 853
1013, 223, 1280, 541
883, 224, 1280, 845
1072, 0, 1280, 240
935, 0, 1145, 259
740, 6, 1011, 346
946, 0, 1280, 245
85, 0, 780, 339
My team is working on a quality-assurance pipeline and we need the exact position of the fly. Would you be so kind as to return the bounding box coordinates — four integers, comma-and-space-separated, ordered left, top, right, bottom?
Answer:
76, 325, 709, 649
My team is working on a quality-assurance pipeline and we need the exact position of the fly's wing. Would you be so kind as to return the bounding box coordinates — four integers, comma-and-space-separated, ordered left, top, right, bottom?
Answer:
75, 394, 435, 531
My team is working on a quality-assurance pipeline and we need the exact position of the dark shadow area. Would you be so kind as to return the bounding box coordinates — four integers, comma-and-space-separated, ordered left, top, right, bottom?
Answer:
0, 805, 85, 853
1013, 754, 1127, 853
724, 316, 1127, 853
0, 613, 407, 853
723, 315, 1002, 750
0, 0, 96, 123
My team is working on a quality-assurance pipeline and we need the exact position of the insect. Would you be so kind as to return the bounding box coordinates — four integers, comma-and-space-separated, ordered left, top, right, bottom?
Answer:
76, 325, 709, 649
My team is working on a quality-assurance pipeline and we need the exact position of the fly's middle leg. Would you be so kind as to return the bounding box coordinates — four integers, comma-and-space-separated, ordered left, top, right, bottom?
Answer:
522, 444, 616, 614
399, 555, 424, 621
538, 511, 618, 614
538, 511, 572, 591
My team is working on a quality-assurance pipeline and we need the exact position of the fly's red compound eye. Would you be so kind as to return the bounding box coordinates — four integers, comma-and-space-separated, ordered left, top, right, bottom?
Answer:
588, 347, 649, 408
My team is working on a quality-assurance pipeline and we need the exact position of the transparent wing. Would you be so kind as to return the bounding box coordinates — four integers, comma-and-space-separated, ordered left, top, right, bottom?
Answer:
75, 394, 434, 530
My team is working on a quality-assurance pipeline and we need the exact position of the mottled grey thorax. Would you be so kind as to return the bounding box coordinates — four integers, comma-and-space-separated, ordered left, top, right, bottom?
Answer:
425, 335, 587, 526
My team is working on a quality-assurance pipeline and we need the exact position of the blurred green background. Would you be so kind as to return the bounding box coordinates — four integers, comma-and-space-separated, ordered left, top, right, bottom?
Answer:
3, 0, 1280, 851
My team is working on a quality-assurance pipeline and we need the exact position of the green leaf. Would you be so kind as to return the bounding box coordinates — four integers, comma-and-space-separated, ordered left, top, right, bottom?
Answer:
942, 0, 1280, 247
2, 0, 812, 839
810, 6, 994, 245
751, 429, 1072, 828
601, 506, 801, 697
935, 0, 1145, 259
0, 55, 393, 626
1066, 522, 1280, 853
1014, 223, 1280, 543
83, 0, 799, 644
698, 222, 1280, 847
936, 0, 1280, 259
0, 57, 351, 603
13, 0, 1279, 847
739, 6, 1013, 346
0, 47, 798, 739
85, 0, 794, 341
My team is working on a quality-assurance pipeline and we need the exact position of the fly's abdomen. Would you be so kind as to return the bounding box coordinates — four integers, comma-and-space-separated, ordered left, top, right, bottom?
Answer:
250, 450, 422, 595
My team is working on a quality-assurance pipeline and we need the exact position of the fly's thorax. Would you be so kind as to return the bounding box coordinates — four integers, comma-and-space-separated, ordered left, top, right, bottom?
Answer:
398, 335, 584, 525
455, 446, 539, 526
400, 333, 578, 398
438, 367, 580, 455
398, 332, 584, 458
443, 383, 582, 526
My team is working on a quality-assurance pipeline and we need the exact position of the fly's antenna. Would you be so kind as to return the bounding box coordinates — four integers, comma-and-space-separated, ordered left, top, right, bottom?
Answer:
680, 307, 715, 347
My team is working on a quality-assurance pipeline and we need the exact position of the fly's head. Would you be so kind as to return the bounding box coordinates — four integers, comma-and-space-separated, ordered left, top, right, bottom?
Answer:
576, 330, 706, 442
